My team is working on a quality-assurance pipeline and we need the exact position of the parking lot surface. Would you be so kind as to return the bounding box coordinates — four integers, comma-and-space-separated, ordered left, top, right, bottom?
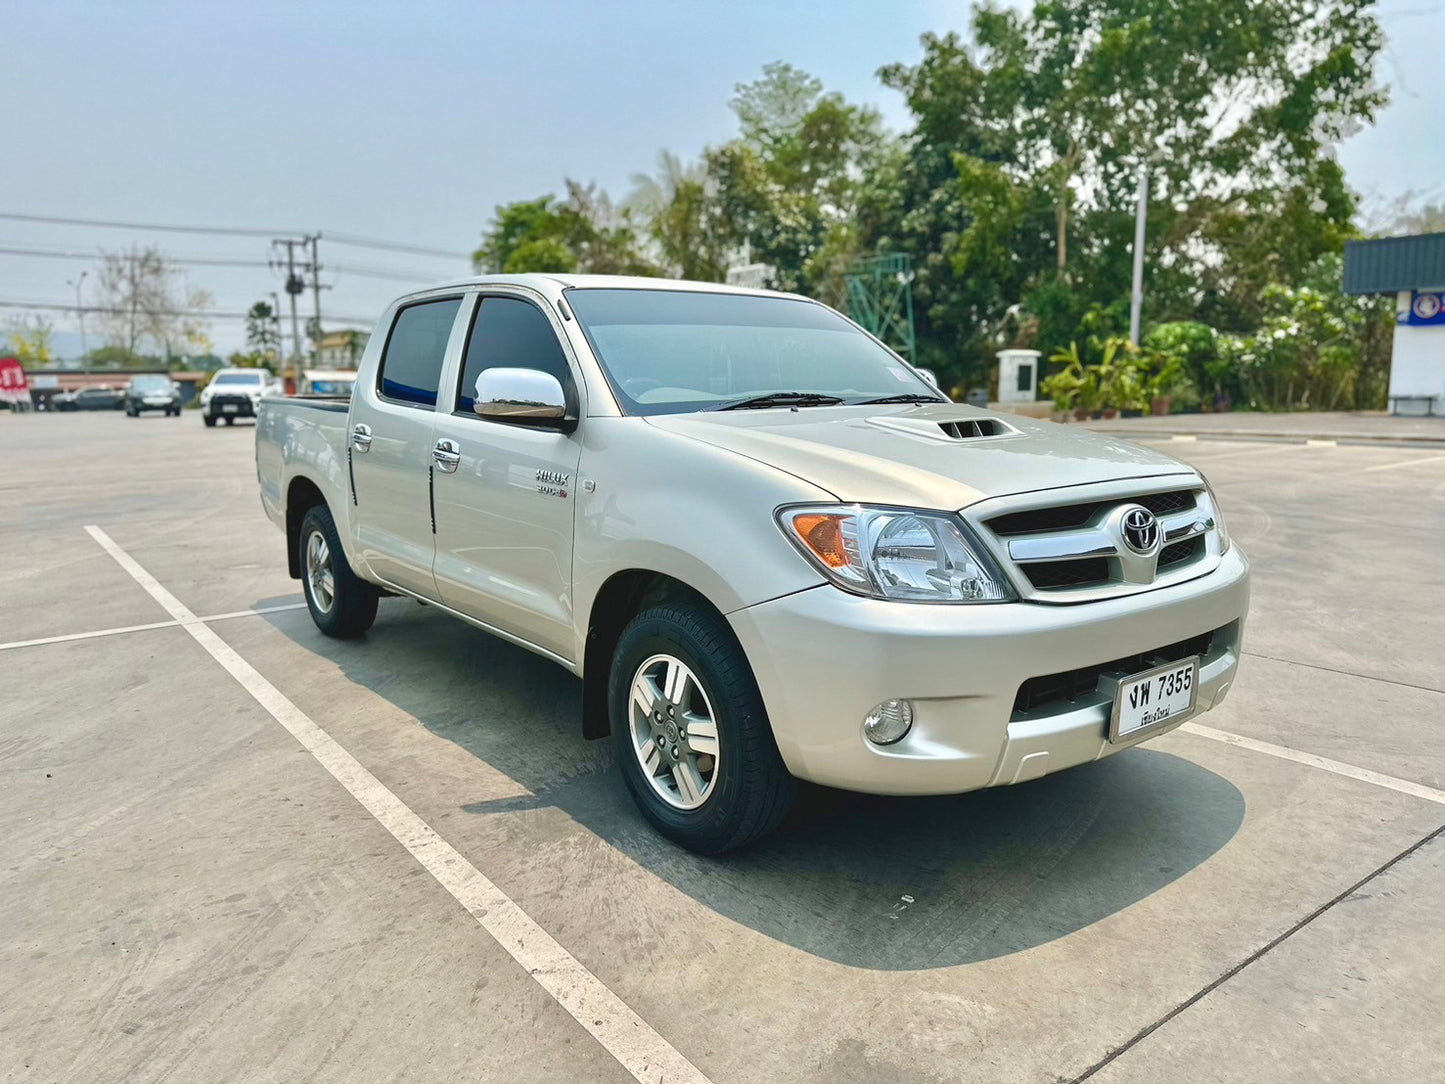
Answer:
2, 411, 1442, 1083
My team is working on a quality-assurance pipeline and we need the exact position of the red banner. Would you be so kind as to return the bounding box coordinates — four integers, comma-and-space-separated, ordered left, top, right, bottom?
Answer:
0, 357, 28, 404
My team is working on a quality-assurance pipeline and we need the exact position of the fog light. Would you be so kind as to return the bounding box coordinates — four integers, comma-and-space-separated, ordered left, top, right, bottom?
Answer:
863, 699, 913, 745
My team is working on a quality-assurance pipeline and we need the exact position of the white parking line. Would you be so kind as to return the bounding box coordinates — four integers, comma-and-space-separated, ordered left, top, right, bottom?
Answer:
84, 525, 709, 1084
0, 603, 309, 652
1361, 453, 1445, 473
1180, 721, 1445, 806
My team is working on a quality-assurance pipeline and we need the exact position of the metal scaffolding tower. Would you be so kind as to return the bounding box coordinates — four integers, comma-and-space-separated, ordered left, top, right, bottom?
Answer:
844, 253, 917, 363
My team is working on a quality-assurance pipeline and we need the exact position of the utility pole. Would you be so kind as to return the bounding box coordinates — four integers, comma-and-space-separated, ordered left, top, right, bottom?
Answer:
272, 239, 306, 390
307, 234, 323, 366
1128, 165, 1148, 346
269, 292, 285, 371
67, 271, 89, 357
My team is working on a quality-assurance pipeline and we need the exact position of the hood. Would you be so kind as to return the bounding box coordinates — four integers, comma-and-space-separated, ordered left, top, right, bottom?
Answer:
645, 403, 1195, 509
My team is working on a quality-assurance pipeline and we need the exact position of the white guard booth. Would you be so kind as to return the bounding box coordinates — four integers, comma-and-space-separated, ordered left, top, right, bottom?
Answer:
996, 349, 1040, 404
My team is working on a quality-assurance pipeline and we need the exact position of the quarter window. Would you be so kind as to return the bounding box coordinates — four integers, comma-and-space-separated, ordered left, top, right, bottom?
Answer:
457, 296, 571, 414
378, 298, 462, 407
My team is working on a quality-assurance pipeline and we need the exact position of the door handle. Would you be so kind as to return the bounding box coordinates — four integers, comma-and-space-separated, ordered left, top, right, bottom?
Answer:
352, 423, 372, 452
432, 438, 461, 473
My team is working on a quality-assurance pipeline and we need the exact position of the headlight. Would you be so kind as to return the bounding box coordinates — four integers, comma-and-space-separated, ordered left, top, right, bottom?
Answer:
778, 504, 1015, 603
1201, 476, 1230, 553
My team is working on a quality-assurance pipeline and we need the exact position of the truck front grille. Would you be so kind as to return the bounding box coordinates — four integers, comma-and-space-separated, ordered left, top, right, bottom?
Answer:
987, 489, 1195, 537
970, 481, 1222, 602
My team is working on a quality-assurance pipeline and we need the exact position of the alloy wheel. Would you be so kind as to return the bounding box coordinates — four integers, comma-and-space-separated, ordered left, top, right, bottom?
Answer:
627, 653, 721, 810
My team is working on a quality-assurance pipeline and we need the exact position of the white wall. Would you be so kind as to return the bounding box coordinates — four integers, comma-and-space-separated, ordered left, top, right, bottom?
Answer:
1389, 290, 1445, 414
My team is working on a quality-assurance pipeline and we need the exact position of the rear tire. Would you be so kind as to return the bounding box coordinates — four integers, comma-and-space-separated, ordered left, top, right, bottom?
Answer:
610, 600, 795, 854
298, 504, 378, 638
203, 415, 216, 427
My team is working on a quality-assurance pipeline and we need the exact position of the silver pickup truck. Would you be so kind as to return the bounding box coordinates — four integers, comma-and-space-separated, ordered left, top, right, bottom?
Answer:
257, 275, 1249, 853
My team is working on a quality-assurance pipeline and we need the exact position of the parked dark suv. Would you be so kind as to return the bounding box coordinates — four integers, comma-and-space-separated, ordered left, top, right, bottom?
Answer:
54, 386, 126, 411
124, 375, 182, 417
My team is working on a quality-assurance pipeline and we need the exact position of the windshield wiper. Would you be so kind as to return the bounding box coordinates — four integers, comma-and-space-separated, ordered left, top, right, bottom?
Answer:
853, 393, 948, 405
717, 392, 847, 411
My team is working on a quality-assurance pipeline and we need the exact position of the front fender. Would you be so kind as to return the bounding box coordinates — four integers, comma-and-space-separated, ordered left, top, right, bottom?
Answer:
571, 418, 830, 661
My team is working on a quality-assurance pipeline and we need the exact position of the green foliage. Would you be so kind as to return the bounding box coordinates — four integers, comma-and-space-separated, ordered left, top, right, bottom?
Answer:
1216, 253, 1392, 410
473, 183, 658, 277
465, 3, 1391, 412
5, 315, 54, 364
869, 0, 1386, 388
246, 301, 280, 360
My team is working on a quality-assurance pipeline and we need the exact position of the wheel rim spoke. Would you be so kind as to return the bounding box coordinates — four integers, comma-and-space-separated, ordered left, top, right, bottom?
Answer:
682, 713, 718, 757
672, 758, 703, 805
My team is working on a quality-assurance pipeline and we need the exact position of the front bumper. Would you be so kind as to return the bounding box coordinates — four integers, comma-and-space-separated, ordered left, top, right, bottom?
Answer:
207, 395, 258, 418
729, 547, 1249, 795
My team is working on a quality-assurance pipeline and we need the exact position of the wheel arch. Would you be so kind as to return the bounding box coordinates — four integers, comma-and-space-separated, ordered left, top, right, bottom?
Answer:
285, 475, 329, 579
581, 570, 718, 740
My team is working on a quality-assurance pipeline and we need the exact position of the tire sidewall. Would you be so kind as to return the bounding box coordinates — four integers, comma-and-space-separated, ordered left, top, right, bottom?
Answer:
300, 506, 348, 637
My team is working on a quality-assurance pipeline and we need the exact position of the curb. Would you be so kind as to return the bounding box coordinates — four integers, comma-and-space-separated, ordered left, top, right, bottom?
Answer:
1083, 427, 1445, 449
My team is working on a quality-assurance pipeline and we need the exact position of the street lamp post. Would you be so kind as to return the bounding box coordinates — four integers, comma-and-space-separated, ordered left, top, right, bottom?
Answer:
67, 271, 89, 357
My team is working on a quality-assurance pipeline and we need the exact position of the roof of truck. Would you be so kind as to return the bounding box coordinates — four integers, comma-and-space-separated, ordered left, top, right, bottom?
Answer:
402, 273, 800, 300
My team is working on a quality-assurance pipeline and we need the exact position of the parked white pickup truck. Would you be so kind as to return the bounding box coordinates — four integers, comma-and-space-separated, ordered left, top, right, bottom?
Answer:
256, 275, 1249, 853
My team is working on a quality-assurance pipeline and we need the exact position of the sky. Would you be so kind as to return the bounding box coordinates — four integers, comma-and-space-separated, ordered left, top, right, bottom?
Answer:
5, 0, 1443, 359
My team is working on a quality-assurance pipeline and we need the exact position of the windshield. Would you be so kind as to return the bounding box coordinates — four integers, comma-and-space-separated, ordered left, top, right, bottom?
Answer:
564, 288, 941, 416
131, 375, 172, 391
213, 372, 264, 386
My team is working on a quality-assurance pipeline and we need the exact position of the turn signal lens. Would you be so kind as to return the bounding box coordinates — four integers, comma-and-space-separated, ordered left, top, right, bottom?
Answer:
790, 513, 849, 568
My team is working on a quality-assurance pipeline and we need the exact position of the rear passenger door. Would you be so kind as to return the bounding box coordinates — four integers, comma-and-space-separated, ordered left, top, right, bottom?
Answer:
348, 295, 465, 599
431, 293, 584, 661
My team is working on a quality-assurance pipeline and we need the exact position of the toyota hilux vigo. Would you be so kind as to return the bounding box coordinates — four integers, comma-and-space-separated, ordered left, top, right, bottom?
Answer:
256, 275, 1248, 853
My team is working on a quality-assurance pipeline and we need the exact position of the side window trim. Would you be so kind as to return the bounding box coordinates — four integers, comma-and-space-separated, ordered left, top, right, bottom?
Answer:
449, 290, 580, 421
374, 294, 466, 411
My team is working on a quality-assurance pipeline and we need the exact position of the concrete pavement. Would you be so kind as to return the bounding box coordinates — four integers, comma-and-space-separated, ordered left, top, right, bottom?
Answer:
1, 412, 1441, 1082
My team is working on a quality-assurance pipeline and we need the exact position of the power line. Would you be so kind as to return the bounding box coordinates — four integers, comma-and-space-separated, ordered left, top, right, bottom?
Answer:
0, 243, 441, 283
0, 211, 472, 260
0, 212, 283, 238
0, 299, 376, 325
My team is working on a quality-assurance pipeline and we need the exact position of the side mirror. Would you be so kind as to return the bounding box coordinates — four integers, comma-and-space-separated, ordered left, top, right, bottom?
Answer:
475, 367, 574, 429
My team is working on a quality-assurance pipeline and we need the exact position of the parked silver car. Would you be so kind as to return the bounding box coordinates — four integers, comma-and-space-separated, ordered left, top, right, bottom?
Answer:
257, 275, 1249, 852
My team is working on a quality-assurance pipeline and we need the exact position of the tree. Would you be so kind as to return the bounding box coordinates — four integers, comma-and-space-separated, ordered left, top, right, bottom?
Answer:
246, 301, 281, 364
95, 247, 215, 360
473, 183, 657, 276
5, 314, 54, 364
626, 151, 734, 281
874, 1, 1387, 385
707, 63, 897, 303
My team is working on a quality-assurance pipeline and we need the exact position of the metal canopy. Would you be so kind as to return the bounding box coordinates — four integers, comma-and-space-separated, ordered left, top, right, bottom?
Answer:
1343, 232, 1445, 295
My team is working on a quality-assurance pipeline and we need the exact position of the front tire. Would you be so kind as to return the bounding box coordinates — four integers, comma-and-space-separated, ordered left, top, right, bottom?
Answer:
299, 504, 378, 638
610, 601, 795, 854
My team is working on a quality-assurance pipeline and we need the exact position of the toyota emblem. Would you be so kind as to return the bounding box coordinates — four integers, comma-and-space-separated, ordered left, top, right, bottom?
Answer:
1121, 507, 1160, 554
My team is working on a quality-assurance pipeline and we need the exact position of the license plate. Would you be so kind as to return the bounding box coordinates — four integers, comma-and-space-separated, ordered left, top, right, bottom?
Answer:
1109, 656, 1199, 742
222, 404, 238, 413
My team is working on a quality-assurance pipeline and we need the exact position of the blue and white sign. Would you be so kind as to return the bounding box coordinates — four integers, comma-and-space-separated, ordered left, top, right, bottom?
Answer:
1407, 291, 1445, 326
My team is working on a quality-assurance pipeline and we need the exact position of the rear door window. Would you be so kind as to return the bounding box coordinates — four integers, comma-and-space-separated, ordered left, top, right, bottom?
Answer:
456, 296, 571, 414
378, 298, 462, 407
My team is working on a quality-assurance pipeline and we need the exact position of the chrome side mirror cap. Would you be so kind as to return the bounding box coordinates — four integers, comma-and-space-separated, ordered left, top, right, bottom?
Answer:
475, 368, 572, 428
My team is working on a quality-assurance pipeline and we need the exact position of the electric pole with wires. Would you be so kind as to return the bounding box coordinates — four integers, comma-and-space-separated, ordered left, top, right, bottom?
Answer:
271, 238, 306, 390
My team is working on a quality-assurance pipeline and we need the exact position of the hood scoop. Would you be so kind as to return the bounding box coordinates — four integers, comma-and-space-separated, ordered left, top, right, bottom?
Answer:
867, 413, 1020, 443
